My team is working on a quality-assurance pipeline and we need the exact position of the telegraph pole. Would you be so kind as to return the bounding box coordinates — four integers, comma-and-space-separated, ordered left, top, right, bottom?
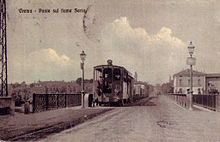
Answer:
0, 0, 8, 96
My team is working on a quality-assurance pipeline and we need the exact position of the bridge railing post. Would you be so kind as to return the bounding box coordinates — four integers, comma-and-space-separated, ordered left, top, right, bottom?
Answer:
46, 94, 48, 111
33, 93, 36, 113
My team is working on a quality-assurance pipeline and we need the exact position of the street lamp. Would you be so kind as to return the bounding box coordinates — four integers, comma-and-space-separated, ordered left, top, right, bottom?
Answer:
187, 41, 196, 110
80, 50, 86, 108
188, 41, 195, 57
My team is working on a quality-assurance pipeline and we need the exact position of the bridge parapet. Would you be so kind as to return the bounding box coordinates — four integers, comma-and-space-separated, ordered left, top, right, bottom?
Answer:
167, 93, 220, 111
167, 93, 190, 109
33, 93, 81, 113
193, 94, 220, 111
0, 96, 14, 114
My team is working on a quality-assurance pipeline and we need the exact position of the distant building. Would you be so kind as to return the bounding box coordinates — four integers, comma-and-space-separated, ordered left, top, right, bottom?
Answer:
134, 83, 145, 96
134, 72, 146, 96
205, 73, 220, 94
173, 69, 206, 94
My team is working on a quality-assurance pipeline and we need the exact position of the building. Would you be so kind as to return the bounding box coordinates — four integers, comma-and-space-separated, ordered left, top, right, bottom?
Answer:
205, 73, 220, 94
173, 69, 206, 94
134, 83, 145, 96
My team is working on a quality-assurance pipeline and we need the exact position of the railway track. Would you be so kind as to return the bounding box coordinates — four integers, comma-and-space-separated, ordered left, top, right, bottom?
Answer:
6, 109, 112, 141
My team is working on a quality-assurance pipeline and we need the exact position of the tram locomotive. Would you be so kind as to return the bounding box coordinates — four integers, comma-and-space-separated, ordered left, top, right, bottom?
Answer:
93, 60, 135, 106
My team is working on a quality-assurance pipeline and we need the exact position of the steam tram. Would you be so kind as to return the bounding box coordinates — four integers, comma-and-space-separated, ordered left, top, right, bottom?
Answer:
93, 60, 134, 105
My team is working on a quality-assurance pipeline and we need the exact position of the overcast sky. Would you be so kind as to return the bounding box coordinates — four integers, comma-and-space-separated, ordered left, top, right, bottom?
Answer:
6, 0, 220, 84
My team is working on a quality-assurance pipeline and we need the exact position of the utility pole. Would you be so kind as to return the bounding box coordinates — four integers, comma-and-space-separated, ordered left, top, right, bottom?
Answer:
0, 0, 8, 96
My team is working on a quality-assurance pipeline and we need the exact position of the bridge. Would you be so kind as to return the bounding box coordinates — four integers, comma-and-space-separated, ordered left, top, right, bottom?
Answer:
0, 94, 220, 141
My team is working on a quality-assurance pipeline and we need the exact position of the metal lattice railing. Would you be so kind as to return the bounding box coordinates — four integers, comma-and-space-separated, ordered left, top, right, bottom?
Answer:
33, 93, 81, 112
193, 95, 217, 111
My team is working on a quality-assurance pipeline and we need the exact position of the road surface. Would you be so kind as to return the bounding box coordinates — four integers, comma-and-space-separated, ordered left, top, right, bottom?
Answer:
39, 95, 220, 142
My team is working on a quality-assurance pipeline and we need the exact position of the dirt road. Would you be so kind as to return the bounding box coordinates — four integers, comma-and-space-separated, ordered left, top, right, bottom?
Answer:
39, 96, 220, 142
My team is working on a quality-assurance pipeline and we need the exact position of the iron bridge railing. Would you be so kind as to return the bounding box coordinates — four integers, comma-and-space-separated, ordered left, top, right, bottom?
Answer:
32, 93, 81, 113
192, 94, 219, 111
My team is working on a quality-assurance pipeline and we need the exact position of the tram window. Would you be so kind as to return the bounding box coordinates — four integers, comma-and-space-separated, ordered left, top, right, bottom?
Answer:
103, 82, 112, 93
113, 68, 121, 81
103, 68, 112, 93
127, 77, 131, 82
124, 72, 128, 82
95, 69, 102, 81
103, 68, 112, 82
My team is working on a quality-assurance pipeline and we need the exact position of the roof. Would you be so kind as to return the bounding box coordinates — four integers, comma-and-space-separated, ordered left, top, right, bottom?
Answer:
206, 73, 220, 78
94, 65, 123, 69
173, 69, 206, 77
94, 64, 133, 78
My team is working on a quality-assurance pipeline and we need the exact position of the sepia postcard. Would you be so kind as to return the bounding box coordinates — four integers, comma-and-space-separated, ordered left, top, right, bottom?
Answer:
0, 0, 220, 141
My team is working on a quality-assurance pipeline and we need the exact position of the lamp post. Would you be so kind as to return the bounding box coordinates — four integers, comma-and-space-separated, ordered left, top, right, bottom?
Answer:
187, 41, 196, 110
80, 50, 86, 108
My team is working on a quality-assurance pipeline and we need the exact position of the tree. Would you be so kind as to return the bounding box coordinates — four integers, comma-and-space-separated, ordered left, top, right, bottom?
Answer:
30, 83, 35, 88
61, 86, 67, 93
161, 82, 173, 94
76, 77, 82, 85
89, 79, 93, 83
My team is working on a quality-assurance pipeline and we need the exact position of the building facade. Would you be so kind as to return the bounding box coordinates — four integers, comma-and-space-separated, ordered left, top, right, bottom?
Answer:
205, 74, 220, 94
173, 69, 206, 94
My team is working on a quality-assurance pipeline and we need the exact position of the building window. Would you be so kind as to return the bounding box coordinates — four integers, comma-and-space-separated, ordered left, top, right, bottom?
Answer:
178, 88, 182, 93
198, 79, 201, 86
188, 79, 190, 86
187, 88, 190, 94
179, 79, 182, 86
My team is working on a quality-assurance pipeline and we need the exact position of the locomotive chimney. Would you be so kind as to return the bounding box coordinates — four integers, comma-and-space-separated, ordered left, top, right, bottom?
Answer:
107, 59, 113, 65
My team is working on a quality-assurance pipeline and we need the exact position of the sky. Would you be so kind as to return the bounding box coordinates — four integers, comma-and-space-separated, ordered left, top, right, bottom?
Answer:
5, 0, 220, 84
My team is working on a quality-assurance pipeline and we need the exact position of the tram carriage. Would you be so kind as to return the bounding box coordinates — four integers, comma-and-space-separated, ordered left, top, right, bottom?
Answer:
93, 60, 134, 105
133, 83, 146, 101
